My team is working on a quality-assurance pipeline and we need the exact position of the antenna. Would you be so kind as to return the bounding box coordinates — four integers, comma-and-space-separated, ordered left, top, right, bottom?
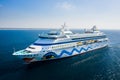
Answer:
61, 22, 66, 29
92, 25, 97, 31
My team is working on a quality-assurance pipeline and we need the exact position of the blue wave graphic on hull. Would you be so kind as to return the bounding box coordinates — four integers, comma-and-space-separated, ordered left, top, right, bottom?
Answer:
44, 46, 92, 58
58, 46, 92, 57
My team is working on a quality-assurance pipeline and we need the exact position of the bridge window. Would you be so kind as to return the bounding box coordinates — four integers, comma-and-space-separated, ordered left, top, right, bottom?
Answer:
28, 46, 35, 49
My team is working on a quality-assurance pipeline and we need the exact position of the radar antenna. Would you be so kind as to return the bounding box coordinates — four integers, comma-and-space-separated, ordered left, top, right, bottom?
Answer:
92, 25, 97, 31
60, 22, 67, 35
61, 22, 66, 30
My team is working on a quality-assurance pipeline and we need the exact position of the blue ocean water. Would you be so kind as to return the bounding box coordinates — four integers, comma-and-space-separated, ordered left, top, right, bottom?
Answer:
0, 29, 120, 80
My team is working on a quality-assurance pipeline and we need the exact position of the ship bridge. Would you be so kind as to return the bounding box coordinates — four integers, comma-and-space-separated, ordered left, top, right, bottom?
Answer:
39, 23, 74, 39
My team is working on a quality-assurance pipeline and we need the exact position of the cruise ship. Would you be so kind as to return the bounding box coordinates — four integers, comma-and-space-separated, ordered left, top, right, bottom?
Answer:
13, 24, 109, 63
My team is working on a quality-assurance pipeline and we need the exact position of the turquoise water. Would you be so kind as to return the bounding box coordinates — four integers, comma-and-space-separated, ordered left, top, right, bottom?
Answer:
0, 30, 120, 80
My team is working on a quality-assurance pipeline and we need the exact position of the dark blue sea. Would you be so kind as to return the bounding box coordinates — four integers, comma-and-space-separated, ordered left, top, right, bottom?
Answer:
0, 29, 120, 80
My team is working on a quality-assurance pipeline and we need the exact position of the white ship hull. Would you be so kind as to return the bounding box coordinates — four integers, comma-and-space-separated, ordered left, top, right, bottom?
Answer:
16, 41, 108, 63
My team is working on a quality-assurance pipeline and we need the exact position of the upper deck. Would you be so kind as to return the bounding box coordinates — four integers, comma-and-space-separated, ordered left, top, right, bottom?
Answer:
34, 24, 107, 45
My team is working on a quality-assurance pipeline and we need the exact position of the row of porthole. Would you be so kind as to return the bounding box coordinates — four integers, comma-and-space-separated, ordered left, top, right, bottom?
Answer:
41, 39, 107, 50
23, 54, 39, 57
77, 39, 107, 46
39, 44, 74, 50
50, 40, 100, 49
51, 44, 75, 49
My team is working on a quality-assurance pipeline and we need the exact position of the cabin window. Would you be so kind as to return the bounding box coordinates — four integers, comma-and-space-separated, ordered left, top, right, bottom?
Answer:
34, 54, 36, 57
24, 50, 31, 53
83, 41, 87, 45
48, 33, 58, 35
28, 46, 35, 49
94, 40, 98, 43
